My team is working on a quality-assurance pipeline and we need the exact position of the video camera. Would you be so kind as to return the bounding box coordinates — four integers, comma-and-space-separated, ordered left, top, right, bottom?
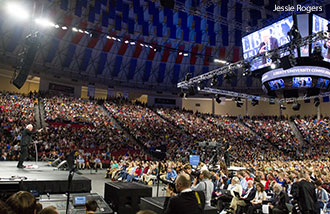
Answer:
159, 178, 178, 194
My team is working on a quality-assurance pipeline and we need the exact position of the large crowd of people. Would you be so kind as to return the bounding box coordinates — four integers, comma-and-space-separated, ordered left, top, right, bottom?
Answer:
1, 92, 330, 213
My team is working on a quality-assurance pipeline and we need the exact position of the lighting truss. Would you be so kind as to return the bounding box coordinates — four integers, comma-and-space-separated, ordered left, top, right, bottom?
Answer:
178, 31, 330, 103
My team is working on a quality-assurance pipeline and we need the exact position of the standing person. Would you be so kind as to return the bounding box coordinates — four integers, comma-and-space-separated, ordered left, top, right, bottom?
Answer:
291, 173, 319, 214
192, 170, 214, 206
224, 141, 231, 168
17, 124, 43, 168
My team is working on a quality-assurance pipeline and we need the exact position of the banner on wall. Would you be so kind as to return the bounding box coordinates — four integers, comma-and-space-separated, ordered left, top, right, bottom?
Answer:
88, 85, 95, 98
107, 88, 115, 98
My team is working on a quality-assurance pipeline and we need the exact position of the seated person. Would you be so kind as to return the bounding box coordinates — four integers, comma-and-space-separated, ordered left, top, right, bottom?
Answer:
127, 164, 142, 182
39, 206, 59, 214
229, 180, 256, 214
217, 177, 242, 212
94, 156, 102, 169
85, 200, 98, 214
247, 182, 267, 214
268, 183, 289, 214
315, 180, 329, 210
6, 191, 37, 214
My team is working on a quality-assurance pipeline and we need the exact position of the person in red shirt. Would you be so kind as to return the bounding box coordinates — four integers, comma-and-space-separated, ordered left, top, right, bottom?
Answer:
127, 164, 142, 182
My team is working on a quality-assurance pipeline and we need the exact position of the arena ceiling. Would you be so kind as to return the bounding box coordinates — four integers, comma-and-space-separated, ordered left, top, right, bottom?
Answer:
0, 0, 329, 93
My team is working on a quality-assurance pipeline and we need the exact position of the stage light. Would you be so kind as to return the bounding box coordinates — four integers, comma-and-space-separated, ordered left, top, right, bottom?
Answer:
78, 29, 83, 33
179, 52, 183, 55
185, 73, 192, 81
210, 75, 218, 87
140, 44, 144, 47
154, 49, 157, 52
292, 103, 301, 111
149, 45, 153, 49
125, 40, 129, 44
35, 18, 55, 27
280, 104, 286, 110
314, 98, 320, 107
312, 45, 323, 62
6, 2, 29, 20
130, 42, 135, 45
215, 94, 222, 104
72, 27, 78, 32
270, 63, 276, 69
62, 26, 68, 30
242, 62, 251, 77
197, 81, 204, 91
184, 53, 189, 56
106, 35, 111, 39
214, 59, 228, 64
251, 99, 259, 106
84, 31, 89, 34
117, 38, 121, 41
54, 24, 60, 28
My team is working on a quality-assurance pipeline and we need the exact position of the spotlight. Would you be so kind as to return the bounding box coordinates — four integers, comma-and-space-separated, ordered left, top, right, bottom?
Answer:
72, 27, 78, 32
6, 2, 29, 20
214, 59, 228, 64
183, 53, 189, 57
270, 63, 276, 69
197, 81, 204, 91
210, 76, 218, 87
140, 44, 144, 47
125, 40, 129, 44
130, 42, 136, 45
185, 73, 192, 81
117, 38, 121, 41
106, 35, 111, 39
251, 99, 259, 106
62, 26, 68, 30
54, 24, 60, 28
35, 18, 55, 27
292, 103, 301, 111
280, 104, 286, 110
78, 29, 84, 33
154, 49, 157, 52
179, 52, 183, 55
188, 86, 196, 96
215, 94, 222, 104
314, 98, 320, 107
312, 45, 323, 62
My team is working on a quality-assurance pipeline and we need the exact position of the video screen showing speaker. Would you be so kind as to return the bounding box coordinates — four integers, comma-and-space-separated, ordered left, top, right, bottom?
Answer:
316, 78, 330, 89
242, 16, 293, 71
292, 77, 312, 88
268, 79, 285, 90
312, 15, 330, 63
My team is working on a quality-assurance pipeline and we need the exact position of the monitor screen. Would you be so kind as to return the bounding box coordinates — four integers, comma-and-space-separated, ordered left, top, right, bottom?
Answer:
242, 16, 293, 70
189, 155, 200, 167
74, 196, 86, 206
292, 77, 312, 88
316, 78, 330, 89
268, 79, 285, 90
312, 15, 330, 62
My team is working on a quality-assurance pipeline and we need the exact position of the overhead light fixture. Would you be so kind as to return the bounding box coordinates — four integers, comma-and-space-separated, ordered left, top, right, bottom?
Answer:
62, 26, 68, 30
117, 38, 121, 41
270, 63, 276, 69
314, 98, 320, 107
130, 42, 136, 45
54, 24, 60, 28
154, 49, 157, 52
106, 35, 111, 39
251, 99, 259, 106
149, 45, 153, 48
215, 94, 222, 104
179, 52, 183, 55
292, 103, 301, 111
185, 73, 192, 81
6, 3, 29, 20
35, 18, 55, 27
214, 59, 228, 64
72, 27, 78, 32
183, 53, 189, 57
140, 44, 144, 47
125, 40, 129, 44
210, 75, 218, 87
78, 29, 83, 33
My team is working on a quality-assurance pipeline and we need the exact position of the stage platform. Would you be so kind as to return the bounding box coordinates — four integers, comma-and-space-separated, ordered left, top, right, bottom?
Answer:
0, 161, 91, 194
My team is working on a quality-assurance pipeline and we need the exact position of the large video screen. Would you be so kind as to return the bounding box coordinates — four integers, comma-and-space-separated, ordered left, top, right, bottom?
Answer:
242, 16, 293, 70
316, 78, 330, 89
268, 79, 285, 90
292, 77, 312, 88
312, 15, 330, 62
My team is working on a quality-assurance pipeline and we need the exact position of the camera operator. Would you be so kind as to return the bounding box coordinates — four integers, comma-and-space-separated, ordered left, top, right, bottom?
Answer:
192, 170, 214, 206
183, 164, 194, 183
164, 172, 206, 214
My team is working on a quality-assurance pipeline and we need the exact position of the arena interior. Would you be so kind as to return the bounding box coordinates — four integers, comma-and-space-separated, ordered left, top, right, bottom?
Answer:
1, 0, 330, 214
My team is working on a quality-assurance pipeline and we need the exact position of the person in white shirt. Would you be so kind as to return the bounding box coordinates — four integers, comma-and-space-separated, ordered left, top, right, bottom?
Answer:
247, 182, 267, 214
228, 180, 256, 213
217, 177, 243, 212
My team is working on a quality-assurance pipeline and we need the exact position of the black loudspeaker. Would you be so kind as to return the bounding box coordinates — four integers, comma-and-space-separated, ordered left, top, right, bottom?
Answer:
13, 33, 39, 89
160, 0, 174, 9
104, 182, 152, 214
